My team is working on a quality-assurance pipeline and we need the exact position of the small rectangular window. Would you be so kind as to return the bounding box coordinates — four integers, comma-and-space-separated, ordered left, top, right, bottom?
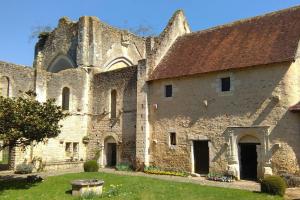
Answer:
65, 142, 72, 157
165, 85, 173, 97
221, 77, 231, 92
73, 143, 79, 153
170, 132, 176, 146
73, 142, 79, 158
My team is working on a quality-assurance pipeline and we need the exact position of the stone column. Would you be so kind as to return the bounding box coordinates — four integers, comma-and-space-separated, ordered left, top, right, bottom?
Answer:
77, 17, 102, 68
77, 17, 90, 67
262, 129, 273, 177
34, 52, 48, 103
226, 130, 240, 179
136, 59, 150, 168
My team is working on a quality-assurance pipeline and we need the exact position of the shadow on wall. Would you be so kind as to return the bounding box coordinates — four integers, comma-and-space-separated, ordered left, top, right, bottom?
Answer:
269, 111, 300, 174
121, 69, 137, 165
251, 97, 278, 126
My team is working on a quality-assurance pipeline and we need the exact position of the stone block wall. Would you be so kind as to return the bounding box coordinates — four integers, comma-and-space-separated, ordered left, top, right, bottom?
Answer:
35, 16, 146, 73
135, 59, 151, 167
0, 61, 35, 96
88, 66, 137, 166
148, 61, 300, 176
34, 17, 79, 71
0, 61, 35, 169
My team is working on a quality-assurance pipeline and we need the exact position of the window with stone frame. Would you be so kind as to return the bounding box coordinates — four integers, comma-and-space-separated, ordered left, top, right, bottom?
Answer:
62, 87, 70, 110
165, 85, 173, 97
221, 77, 231, 92
170, 132, 177, 146
73, 142, 79, 158
65, 142, 72, 157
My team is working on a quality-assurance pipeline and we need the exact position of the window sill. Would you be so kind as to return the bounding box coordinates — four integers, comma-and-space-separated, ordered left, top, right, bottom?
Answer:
169, 145, 177, 150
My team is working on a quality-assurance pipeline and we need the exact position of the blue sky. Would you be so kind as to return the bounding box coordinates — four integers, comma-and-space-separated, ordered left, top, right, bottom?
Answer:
0, 0, 299, 66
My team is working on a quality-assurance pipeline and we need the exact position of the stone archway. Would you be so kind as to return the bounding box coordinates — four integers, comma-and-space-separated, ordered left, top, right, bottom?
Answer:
104, 136, 117, 167
225, 126, 272, 180
104, 57, 133, 71
47, 54, 75, 73
0, 141, 10, 170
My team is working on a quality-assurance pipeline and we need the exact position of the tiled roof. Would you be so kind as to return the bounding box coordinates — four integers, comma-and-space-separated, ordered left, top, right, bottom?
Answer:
289, 102, 300, 112
149, 6, 300, 81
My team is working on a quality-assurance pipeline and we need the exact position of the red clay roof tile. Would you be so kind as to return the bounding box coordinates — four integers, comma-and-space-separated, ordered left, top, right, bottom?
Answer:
289, 102, 300, 112
149, 6, 300, 81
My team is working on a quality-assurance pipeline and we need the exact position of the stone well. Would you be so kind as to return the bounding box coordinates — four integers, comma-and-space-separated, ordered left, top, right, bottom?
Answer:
71, 179, 104, 196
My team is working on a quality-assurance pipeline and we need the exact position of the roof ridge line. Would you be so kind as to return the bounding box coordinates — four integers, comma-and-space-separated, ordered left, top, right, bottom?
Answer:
186, 5, 300, 37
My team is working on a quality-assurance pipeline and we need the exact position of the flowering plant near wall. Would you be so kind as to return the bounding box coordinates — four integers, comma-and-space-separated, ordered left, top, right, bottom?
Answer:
144, 166, 189, 177
206, 172, 235, 182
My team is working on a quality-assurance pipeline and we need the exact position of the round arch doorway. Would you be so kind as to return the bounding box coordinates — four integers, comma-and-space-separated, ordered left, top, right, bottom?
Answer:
238, 135, 261, 180
104, 136, 117, 167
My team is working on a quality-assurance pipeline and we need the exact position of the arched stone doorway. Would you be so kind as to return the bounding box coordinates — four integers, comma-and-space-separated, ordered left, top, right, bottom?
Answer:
104, 136, 117, 167
238, 135, 260, 180
0, 142, 10, 170
225, 126, 273, 180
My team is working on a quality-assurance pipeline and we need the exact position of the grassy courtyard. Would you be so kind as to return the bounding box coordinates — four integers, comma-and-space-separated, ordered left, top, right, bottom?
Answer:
0, 172, 282, 200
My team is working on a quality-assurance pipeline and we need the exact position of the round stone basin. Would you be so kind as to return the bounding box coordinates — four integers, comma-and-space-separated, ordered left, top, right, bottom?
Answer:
71, 179, 104, 196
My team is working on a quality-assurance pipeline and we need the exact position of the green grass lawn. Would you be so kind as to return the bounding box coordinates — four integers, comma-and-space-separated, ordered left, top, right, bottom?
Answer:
0, 172, 282, 200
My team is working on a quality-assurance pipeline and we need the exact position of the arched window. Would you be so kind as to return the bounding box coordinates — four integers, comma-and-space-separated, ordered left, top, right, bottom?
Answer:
105, 57, 133, 71
110, 90, 117, 118
47, 55, 75, 73
62, 87, 70, 110
0, 76, 9, 97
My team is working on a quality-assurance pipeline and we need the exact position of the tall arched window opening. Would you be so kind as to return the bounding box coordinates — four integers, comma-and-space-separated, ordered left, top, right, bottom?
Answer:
110, 90, 117, 118
62, 87, 70, 110
0, 76, 9, 97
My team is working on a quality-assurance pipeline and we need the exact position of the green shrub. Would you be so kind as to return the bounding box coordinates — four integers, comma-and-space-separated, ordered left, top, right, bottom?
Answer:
116, 163, 132, 171
83, 160, 99, 172
15, 163, 33, 174
261, 175, 286, 196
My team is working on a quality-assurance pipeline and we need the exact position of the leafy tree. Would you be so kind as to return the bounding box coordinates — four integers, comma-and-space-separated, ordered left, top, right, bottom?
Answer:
0, 91, 68, 150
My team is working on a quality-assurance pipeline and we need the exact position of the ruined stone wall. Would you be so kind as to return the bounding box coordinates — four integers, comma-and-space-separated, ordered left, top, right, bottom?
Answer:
147, 10, 190, 70
0, 61, 35, 168
98, 22, 145, 70
148, 61, 300, 174
35, 17, 78, 71
88, 66, 137, 165
35, 16, 146, 72
0, 61, 34, 96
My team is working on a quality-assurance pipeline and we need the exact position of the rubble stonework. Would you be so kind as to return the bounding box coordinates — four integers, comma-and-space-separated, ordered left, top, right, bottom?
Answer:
1, 6, 300, 179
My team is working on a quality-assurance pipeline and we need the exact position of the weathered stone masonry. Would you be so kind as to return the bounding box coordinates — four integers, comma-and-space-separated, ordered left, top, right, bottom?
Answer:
1, 6, 300, 180
88, 66, 137, 166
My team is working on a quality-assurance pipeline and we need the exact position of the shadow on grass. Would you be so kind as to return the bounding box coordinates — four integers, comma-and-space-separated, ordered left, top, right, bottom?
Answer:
0, 175, 40, 194
65, 189, 72, 195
